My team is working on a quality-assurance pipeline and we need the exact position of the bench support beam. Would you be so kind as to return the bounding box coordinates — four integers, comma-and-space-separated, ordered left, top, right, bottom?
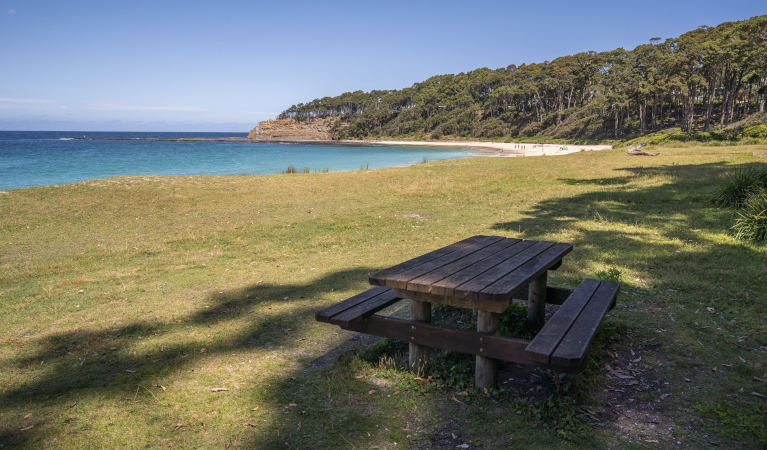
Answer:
475, 310, 500, 389
344, 315, 588, 374
527, 272, 548, 329
409, 299, 431, 375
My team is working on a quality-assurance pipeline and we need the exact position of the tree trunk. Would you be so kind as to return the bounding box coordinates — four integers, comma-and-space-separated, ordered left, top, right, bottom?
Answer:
705, 78, 716, 131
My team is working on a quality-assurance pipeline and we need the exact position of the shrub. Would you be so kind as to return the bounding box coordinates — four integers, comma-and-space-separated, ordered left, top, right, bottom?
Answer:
732, 189, 767, 242
744, 124, 767, 139
711, 165, 767, 208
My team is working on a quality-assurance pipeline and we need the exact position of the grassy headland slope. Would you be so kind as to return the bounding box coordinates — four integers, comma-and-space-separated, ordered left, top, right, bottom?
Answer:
1, 144, 766, 448
276, 15, 767, 143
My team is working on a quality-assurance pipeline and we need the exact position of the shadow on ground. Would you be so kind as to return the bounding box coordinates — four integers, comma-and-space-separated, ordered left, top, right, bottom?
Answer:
0, 267, 381, 448
3, 161, 766, 448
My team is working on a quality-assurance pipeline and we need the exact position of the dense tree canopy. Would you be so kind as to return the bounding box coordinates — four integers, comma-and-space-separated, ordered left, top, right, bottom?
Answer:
279, 15, 767, 140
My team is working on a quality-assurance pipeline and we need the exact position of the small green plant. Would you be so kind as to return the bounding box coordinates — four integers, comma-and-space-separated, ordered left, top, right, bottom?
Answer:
711, 165, 767, 208
732, 188, 767, 241
595, 267, 621, 282
500, 303, 535, 340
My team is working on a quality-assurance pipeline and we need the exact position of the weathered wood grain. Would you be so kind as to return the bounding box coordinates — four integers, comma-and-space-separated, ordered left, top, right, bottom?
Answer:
382, 236, 505, 289
315, 286, 392, 323
409, 299, 432, 373
478, 242, 573, 302
527, 272, 548, 329
327, 289, 403, 327
369, 235, 486, 286
550, 281, 620, 368
453, 241, 556, 301
393, 289, 511, 313
475, 310, 501, 388
429, 240, 539, 297
405, 238, 520, 293
524, 279, 601, 364
344, 316, 589, 373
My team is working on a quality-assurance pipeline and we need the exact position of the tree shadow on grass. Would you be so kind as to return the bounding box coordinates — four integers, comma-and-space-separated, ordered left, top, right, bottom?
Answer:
241, 161, 767, 449
486, 160, 767, 446
0, 267, 382, 448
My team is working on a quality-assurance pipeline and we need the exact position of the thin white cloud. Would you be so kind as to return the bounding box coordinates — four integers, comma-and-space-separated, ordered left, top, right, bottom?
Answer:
0, 97, 53, 103
89, 104, 207, 112
8, 9, 15, 14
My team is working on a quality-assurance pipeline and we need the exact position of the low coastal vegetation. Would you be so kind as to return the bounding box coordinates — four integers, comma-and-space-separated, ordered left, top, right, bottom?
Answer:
278, 15, 767, 144
711, 164, 767, 242
1, 143, 767, 448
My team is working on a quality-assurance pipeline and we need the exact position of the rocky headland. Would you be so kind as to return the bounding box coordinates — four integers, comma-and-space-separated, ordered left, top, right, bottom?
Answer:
247, 117, 339, 141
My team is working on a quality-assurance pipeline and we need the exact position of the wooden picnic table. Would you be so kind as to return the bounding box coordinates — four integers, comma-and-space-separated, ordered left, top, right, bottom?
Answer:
369, 235, 571, 387
316, 235, 619, 390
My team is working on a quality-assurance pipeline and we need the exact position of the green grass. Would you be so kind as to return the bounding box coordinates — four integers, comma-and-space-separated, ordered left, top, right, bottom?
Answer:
1, 143, 767, 448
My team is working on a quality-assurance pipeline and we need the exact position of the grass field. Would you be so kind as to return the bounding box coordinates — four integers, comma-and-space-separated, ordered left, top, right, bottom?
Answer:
1, 144, 766, 449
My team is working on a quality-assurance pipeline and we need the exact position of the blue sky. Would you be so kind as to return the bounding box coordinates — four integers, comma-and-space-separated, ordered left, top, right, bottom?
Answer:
1, 0, 765, 132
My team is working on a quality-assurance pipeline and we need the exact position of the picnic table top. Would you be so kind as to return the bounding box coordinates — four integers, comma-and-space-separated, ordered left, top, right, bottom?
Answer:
369, 235, 572, 304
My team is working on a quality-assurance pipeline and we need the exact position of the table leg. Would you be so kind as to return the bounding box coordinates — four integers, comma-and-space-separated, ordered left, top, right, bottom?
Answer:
475, 310, 500, 389
527, 272, 547, 329
409, 299, 431, 375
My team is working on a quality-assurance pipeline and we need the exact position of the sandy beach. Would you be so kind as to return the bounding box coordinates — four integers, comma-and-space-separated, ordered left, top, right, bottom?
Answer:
370, 139, 614, 157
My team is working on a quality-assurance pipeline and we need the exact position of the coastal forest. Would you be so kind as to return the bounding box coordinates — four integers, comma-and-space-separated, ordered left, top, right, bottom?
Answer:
278, 15, 767, 141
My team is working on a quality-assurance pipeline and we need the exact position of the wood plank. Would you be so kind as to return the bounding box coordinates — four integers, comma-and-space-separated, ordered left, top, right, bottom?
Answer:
550, 281, 620, 368
405, 238, 521, 293
315, 286, 392, 323
409, 300, 431, 373
527, 272, 548, 329
430, 240, 540, 297
369, 235, 487, 286
395, 286, 573, 314
475, 310, 500, 388
451, 241, 556, 300
328, 289, 403, 327
523, 279, 601, 364
344, 316, 589, 374
382, 236, 506, 289
478, 243, 573, 302
393, 289, 511, 313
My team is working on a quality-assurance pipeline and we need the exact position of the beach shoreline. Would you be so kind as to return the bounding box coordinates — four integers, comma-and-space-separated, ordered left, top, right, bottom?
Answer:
365, 139, 613, 157
74, 136, 613, 157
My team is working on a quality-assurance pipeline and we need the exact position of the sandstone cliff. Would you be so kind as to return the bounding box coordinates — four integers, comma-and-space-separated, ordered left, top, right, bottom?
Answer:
247, 118, 339, 141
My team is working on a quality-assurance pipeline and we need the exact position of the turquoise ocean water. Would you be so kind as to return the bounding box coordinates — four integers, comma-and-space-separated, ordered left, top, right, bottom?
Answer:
0, 131, 481, 190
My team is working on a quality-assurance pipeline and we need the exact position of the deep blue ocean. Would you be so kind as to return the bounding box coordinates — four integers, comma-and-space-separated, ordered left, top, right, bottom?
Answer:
0, 131, 481, 190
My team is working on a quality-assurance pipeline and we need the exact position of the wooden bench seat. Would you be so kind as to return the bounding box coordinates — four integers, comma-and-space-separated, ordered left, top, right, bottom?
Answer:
315, 286, 403, 327
524, 279, 620, 369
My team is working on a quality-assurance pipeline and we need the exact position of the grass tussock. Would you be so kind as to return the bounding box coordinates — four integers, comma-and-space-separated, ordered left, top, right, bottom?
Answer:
733, 188, 767, 241
1, 144, 766, 448
711, 164, 767, 208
